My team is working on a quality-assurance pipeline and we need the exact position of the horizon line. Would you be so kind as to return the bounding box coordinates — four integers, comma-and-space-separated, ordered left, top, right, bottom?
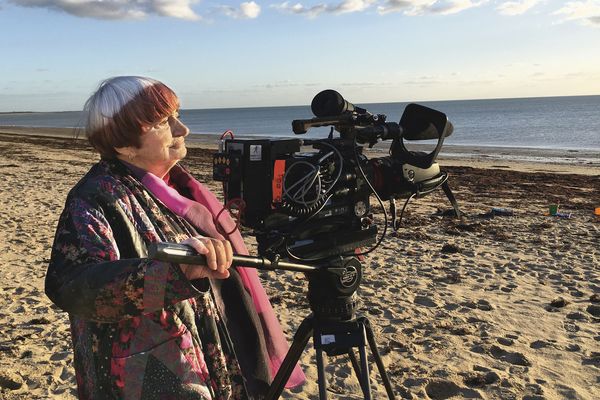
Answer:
2, 93, 599, 114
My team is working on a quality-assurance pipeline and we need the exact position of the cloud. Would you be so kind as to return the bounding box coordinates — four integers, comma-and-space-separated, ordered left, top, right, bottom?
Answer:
338, 81, 391, 86
496, 0, 542, 16
253, 81, 320, 88
554, 0, 600, 27
404, 75, 443, 85
270, 2, 326, 18
7, 0, 201, 20
271, 0, 375, 18
218, 1, 261, 18
377, 0, 487, 16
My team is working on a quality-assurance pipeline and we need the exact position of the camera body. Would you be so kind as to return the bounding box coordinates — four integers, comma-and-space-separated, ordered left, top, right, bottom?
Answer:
212, 90, 455, 261
213, 136, 378, 259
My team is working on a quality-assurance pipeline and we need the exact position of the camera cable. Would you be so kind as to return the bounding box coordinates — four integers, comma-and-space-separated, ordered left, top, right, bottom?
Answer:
281, 141, 344, 216
350, 138, 388, 258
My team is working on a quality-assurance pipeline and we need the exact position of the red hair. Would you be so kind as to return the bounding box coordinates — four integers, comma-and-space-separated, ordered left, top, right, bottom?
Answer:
86, 79, 179, 159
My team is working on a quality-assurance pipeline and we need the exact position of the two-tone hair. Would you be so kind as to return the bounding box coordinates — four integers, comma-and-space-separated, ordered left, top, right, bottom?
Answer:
84, 76, 179, 158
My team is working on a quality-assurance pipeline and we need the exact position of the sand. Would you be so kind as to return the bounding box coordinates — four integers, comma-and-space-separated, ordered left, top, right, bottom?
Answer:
0, 129, 598, 399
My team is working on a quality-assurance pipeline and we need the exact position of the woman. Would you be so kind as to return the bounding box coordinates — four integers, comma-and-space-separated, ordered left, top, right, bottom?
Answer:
46, 76, 304, 399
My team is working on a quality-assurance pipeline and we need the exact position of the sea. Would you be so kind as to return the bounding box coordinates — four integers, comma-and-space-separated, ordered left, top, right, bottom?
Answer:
1, 95, 599, 151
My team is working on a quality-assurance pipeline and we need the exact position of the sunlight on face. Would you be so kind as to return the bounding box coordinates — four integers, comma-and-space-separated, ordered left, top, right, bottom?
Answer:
134, 111, 190, 177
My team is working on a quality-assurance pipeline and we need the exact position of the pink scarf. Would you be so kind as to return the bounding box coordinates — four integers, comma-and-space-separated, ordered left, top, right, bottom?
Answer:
133, 162, 305, 388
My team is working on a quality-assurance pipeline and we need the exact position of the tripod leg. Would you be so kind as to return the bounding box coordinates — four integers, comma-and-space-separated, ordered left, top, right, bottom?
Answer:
316, 346, 328, 400
266, 317, 314, 400
348, 349, 370, 399
361, 318, 396, 399
357, 329, 373, 400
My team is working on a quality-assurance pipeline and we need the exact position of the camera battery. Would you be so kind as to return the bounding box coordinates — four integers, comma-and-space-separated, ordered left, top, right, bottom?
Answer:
218, 138, 302, 228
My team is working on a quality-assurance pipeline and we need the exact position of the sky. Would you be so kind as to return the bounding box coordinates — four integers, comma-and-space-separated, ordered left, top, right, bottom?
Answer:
0, 0, 599, 111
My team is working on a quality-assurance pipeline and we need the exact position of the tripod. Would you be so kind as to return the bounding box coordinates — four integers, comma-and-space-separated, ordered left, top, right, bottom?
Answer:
148, 243, 397, 400
265, 257, 396, 400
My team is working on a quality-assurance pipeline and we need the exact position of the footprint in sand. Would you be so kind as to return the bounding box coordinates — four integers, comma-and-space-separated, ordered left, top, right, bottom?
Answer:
582, 352, 600, 367
476, 299, 493, 311
522, 382, 545, 400
565, 343, 581, 352
460, 300, 477, 310
529, 340, 553, 349
0, 371, 24, 390
586, 304, 600, 318
462, 370, 499, 387
496, 337, 514, 346
425, 380, 460, 399
488, 345, 531, 366
550, 297, 568, 308
566, 312, 589, 322
500, 283, 518, 293
443, 303, 460, 311
414, 296, 439, 308
424, 379, 482, 400
555, 384, 580, 399
570, 290, 585, 298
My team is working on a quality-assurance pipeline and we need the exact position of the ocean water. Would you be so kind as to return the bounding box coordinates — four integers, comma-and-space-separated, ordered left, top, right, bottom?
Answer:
1, 95, 599, 151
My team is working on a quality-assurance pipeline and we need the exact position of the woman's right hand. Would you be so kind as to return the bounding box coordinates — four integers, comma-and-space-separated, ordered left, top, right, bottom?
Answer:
178, 236, 233, 280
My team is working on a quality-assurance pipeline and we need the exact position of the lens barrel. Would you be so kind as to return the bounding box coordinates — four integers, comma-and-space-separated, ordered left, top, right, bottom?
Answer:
312, 90, 351, 117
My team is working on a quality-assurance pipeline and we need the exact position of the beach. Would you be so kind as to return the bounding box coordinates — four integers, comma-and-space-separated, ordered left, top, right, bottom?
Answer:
0, 129, 598, 399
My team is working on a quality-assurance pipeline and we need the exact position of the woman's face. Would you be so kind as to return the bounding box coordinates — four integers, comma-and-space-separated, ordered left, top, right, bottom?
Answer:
120, 110, 190, 177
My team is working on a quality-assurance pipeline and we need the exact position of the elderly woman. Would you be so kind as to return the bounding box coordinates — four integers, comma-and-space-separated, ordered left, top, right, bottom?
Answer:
46, 76, 303, 399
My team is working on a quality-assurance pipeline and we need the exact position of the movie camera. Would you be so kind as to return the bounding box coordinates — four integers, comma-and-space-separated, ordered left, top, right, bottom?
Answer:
212, 89, 460, 262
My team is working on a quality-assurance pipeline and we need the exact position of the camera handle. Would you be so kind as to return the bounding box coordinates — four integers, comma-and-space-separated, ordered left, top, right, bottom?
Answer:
148, 243, 396, 399
148, 242, 321, 273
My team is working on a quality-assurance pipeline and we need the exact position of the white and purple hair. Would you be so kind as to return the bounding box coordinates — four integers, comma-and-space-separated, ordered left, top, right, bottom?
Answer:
84, 76, 179, 158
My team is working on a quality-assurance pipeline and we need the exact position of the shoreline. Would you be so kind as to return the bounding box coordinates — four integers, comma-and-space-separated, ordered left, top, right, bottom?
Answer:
2, 126, 599, 176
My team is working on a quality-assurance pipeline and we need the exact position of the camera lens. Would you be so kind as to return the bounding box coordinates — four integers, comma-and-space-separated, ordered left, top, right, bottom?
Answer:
311, 90, 346, 117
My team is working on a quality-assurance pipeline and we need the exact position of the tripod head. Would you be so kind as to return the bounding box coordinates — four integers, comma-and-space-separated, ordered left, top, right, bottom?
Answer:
306, 256, 362, 321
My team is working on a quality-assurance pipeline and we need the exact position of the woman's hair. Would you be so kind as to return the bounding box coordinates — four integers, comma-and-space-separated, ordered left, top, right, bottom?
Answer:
84, 76, 179, 158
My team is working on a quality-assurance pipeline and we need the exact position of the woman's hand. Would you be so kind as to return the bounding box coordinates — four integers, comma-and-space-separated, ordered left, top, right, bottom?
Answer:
178, 236, 233, 280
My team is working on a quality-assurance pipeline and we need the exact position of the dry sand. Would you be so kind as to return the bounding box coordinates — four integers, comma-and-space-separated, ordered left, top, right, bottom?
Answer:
0, 129, 599, 399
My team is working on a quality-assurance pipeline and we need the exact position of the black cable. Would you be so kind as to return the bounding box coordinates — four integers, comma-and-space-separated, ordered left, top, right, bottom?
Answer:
285, 137, 388, 262
393, 172, 448, 230
346, 138, 388, 258
280, 141, 343, 216
394, 193, 416, 231
283, 194, 337, 263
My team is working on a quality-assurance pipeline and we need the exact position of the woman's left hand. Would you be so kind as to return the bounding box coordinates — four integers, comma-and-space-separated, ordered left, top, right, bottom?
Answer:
178, 236, 233, 280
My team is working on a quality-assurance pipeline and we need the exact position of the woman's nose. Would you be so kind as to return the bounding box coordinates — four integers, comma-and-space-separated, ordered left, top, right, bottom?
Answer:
172, 118, 190, 138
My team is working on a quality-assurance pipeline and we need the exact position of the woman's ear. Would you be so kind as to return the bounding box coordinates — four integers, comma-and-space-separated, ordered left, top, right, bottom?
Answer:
114, 146, 137, 160
141, 125, 153, 133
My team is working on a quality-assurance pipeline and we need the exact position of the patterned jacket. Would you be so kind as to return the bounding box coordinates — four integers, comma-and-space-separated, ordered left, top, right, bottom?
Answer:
46, 159, 271, 399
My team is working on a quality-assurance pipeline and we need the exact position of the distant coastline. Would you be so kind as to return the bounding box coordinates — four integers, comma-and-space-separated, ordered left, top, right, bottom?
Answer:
1, 94, 599, 114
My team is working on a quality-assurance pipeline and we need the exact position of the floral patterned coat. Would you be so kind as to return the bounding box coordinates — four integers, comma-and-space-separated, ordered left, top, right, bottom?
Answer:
46, 159, 271, 399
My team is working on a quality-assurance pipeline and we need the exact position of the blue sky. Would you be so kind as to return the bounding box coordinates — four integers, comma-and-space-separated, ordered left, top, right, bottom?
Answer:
1, 0, 599, 111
